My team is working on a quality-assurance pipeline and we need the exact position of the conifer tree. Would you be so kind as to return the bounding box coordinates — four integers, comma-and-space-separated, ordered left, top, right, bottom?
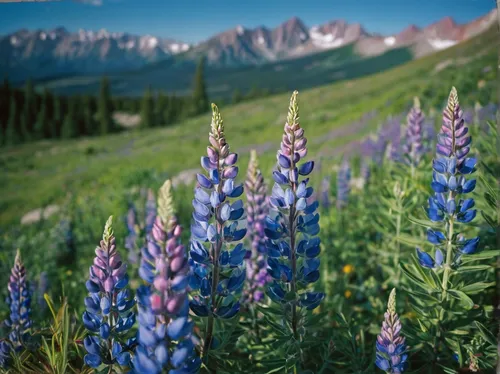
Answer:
34, 88, 49, 139
0, 78, 10, 132
5, 97, 19, 146
232, 88, 243, 104
191, 56, 209, 115
61, 97, 76, 139
155, 90, 167, 126
83, 95, 95, 136
52, 95, 62, 139
140, 86, 154, 129
24, 78, 36, 137
98, 76, 114, 135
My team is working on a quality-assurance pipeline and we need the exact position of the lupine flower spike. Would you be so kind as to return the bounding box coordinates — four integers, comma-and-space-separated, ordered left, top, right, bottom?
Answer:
189, 104, 247, 360
125, 190, 157, 265
403, 97, 424, 170
336, 160, 351, 210
243, 150, 270, 304
319, 176, 331, 209
82, 216, 136, 370
265, 90, 324, 338
1, 250, 33, 369
125, 203, 140, 265
416, 87, 478, 269
375, 289, 408, 373
133, 180, 201, 374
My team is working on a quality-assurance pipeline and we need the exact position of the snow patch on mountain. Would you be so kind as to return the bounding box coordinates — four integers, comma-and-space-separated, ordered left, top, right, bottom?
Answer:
310, 27, 344, 49
428, 38, 457, 50
384, 36, 395, 46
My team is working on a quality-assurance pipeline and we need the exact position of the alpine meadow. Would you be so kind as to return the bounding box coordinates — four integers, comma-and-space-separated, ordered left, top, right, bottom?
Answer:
0, 2, 499, 374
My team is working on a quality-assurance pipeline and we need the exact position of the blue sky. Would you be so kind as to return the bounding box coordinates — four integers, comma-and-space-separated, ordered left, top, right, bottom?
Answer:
0, 0, 495, 43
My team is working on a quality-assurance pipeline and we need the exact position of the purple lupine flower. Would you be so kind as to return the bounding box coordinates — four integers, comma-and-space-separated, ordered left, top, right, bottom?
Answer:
188, 104, 247, 360
125, 204, 140, 265
133, 180, 201, 374
125, 190, 157, 266
243, 150, 270, 304
319, 175, 331, 209
1, 250, 32, 368
82, 216, 136, 370
417, 87, 478, 268
402, 97, 424, 167
375, 289, 408, 373
336, 160, 351, 210
265, 91, 324, 337
422, 119, 436, 155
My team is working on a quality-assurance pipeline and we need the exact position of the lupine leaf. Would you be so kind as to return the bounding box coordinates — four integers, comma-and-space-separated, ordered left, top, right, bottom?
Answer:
455, 264, 492, 273
460, 250, 500, 263
447, 290, 474, 309
474, 321, 496, 346
459, 281, 495, 294
407, 214, 442, 229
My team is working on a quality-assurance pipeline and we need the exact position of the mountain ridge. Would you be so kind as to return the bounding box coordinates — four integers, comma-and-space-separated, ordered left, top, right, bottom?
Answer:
0, 7, 496, 82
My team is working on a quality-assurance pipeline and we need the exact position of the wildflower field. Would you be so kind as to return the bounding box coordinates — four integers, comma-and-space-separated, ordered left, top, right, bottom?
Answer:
0, 23, 499, 374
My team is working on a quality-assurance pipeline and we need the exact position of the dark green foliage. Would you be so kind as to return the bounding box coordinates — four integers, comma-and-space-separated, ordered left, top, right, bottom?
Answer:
97, 76, 114, 135
139, 85, 154, 129
5, 97, 19, 146
191, 56, 210, 115
61, 98, 76, 139
23, 79, 36, 139
232, 89, 243, 104
34, 89, 50, 139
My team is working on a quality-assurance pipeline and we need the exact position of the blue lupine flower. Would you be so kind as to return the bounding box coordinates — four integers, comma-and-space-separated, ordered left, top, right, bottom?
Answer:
243, 150, 271, 304
319, 175, 331, 209
375, 289, 408, 373
133, 180, 201, 374
0, 340, 11, 369
125, 189, 157, 265
336, 160, 351, 210
125, 203, 140, 265
82, 216, 136, 370
264, 91, 324, 337
1, 250, 32, 368
402, 97, 425, 167
188, 104, 247, 359
418, 87, 479, 269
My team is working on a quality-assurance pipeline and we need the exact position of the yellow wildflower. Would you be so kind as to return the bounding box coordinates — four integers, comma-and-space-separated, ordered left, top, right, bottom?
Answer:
344, 290, 352, 299
342, 264, 354, 274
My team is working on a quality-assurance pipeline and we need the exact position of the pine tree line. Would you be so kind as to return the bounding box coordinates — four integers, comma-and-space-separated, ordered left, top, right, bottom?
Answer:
0, 57, 211, 146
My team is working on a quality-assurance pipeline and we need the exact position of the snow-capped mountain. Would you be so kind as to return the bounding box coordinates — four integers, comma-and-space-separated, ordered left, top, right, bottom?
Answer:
0, 7, 497, 81
0, 27, 189, 81
185, 7, 497, 65
354, 9, 497, 58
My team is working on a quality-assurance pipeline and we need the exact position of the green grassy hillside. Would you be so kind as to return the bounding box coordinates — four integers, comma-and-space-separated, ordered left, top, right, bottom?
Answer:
36, 44, 414, 99
1, 26, 497, 227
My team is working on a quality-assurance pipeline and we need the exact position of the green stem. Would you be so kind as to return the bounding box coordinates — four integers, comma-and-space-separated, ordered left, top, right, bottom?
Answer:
394, 211, 402, 285
434, 217, 454, 357
202, 161, 224, 365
